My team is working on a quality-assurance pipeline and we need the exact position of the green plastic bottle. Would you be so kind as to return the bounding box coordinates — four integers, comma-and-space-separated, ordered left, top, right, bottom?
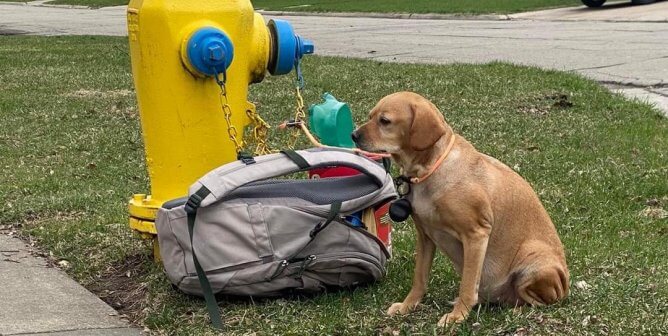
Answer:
308, 92, 355, 148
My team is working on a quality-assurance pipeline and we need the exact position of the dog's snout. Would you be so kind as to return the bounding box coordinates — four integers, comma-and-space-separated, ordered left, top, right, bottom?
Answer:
351, 130, 362, 143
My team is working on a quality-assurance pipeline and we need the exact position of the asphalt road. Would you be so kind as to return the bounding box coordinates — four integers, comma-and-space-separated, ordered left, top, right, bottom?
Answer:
1, 0, 667, 114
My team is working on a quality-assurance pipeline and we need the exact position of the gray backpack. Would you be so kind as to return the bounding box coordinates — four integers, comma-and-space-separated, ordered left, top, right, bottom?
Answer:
155, 148, 397, 328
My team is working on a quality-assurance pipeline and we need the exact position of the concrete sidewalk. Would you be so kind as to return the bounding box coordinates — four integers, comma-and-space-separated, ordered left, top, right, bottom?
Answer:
0, 234, 141, 336
1, 1, 666, 115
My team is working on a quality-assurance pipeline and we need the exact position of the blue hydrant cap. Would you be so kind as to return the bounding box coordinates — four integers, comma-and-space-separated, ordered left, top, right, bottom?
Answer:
268, 19, 315, 75
186, 27, 234, 77
296, 36, 315, 59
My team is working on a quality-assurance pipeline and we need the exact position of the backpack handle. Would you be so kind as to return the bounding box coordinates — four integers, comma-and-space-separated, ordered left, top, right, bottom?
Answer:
187, 147, 392, 208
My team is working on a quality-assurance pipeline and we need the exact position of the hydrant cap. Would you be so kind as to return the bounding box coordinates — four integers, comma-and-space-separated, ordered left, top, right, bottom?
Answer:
268, 19, 315, 76
267, 19, 296, 75
186, 27, 234, 77
296, 36, 315, 59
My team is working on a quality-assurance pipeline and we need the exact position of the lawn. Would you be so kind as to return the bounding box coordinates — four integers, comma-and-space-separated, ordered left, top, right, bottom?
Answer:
1, 36, 666, 335
23, 0, 584, 13
46, 0, 121, 6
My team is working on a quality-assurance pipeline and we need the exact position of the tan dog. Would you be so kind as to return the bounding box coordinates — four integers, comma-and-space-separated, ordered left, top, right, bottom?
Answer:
352, 92, 569, 326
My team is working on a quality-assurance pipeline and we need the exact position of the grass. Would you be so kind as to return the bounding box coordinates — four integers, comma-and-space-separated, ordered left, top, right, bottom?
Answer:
45, 0, 124, 7
1, 35, 667, 335
251, 0, 583, 15
17, 0, 583, 13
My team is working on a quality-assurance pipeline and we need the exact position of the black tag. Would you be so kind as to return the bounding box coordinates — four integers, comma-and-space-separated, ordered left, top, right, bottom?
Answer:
237, 152, 256, 165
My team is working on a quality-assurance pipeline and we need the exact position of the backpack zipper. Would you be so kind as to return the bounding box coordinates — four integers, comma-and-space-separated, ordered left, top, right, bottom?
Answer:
302, 251, 385, 274
267, 260, 289, 281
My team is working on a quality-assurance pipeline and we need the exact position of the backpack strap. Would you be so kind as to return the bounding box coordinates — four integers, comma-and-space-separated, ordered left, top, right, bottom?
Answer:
280, 149, 309, 169
287, 201, 342, 262
189, 147, 392, 208
309, 201, 342, 238
185, 187, 223, 330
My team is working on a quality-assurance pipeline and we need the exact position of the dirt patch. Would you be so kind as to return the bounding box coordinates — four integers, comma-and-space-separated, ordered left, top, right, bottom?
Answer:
87, 253, 152, 325
64, 89, 133, 99
638, 196, 668, 219
0, 29, 29, 36
519, 93, 574, 116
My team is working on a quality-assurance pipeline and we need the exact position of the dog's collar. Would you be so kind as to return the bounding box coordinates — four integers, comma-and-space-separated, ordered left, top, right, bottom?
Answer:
408, 133, 457, 184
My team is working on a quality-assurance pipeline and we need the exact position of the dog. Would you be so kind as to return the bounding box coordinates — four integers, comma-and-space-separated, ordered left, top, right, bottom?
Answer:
352, 92, 569, 326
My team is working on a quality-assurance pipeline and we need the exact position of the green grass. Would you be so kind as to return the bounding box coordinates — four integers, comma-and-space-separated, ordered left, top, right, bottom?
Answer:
45, 0, 125, 7
251, 0, 583, 14
1, 35, 667, 335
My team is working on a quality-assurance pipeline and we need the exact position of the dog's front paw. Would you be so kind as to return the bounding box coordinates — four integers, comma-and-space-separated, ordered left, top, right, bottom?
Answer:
437, 311, 467, 327
386, 302, 416, 316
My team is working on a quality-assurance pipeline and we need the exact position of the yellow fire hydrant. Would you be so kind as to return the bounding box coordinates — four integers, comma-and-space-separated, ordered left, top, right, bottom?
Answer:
126, 0, 314, 258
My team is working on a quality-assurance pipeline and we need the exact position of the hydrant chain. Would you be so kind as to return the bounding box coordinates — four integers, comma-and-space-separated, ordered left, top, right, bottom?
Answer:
216, 80, 244, 154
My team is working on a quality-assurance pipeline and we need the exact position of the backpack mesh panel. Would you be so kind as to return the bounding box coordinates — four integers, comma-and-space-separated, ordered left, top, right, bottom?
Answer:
222, 175, 378, 205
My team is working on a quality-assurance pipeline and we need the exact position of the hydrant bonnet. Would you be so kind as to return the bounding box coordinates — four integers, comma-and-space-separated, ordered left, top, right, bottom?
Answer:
185, 27, 234, 77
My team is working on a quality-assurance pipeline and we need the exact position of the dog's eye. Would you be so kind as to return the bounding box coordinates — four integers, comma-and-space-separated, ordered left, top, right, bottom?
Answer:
379, 116, 391, 125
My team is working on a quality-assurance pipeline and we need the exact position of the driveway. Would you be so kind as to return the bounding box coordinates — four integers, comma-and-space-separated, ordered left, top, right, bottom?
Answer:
1, 0, 666, 114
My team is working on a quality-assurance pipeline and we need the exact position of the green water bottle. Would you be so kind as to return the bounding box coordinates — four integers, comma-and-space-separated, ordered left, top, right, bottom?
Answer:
308, 92, 355, 148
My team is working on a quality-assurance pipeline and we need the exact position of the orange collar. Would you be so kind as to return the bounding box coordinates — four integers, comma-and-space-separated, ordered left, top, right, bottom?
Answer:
409, 134, 457, 184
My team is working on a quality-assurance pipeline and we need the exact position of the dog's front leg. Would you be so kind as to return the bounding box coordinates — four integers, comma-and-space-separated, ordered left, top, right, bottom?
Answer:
438, 226, 490, 326
387, 223, 435, 316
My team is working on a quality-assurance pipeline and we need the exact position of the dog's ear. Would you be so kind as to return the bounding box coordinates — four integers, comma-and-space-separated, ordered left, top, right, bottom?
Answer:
409, 100, 446, 151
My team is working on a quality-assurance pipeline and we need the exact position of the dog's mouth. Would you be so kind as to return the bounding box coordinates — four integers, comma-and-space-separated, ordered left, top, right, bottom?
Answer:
356, 142, 383, 153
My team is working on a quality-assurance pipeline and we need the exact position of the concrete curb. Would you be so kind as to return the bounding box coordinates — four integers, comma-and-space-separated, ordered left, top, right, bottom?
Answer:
256, 10, 511, 21
0, 234, 143, 336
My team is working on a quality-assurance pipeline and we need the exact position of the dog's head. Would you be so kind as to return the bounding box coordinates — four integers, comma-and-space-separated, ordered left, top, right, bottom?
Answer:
352, 92, 448, 154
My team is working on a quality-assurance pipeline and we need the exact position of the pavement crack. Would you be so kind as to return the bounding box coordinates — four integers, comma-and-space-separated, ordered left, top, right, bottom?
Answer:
570, 62, 629, 71
647, 89, 668, 98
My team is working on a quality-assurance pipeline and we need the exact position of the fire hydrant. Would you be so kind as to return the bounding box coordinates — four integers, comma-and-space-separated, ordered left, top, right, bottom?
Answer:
126, 0, 314, 258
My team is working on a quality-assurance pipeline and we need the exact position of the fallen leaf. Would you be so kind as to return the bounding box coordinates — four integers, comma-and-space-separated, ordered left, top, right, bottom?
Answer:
638, 207, 667, 219
575, 280, 591, 290
582, 315, 591, 327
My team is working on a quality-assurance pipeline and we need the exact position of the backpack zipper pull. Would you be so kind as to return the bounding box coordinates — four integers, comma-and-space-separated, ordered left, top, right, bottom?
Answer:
296, 255, 316, 278
268, 260, 289, 281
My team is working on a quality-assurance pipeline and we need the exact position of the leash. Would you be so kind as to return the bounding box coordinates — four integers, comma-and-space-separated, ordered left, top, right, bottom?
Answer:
279, 120, 392, 160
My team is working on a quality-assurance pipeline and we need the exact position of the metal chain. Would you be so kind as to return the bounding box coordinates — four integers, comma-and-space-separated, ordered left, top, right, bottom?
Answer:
211, 59, 307, 154
214, 70, 244, 154
289, 60, 307, 148
213, 67, 276, 156
245, 109, 273, 155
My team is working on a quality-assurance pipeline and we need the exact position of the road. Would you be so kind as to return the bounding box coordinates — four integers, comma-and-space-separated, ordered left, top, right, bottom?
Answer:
1, 0, 667, 114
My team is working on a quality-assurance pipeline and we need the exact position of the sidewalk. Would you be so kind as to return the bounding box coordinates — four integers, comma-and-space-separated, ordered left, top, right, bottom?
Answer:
1, 1, 666, 116
0, 234, 141, 336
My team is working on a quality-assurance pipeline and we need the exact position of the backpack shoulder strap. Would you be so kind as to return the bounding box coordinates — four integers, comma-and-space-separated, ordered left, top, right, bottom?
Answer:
186, 204, 223, 330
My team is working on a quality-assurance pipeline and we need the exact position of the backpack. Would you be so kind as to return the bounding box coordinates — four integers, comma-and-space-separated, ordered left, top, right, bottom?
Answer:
155, 148, 397, 328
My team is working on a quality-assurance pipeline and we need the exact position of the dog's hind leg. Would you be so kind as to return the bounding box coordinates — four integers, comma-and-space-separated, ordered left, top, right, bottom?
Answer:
512, 241, 569, 306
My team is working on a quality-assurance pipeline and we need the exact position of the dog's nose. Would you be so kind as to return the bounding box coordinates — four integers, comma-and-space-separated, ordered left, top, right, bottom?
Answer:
351, 130, 361, 143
